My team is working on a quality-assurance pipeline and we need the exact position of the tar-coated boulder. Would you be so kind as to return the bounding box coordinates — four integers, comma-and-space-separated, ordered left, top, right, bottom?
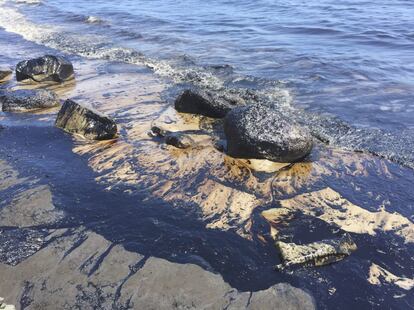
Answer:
16, 55, 74, 83
55, 99, 117, 140
175, 89, 242, 118
224, 104, 313, 162
0, 89, 60, 112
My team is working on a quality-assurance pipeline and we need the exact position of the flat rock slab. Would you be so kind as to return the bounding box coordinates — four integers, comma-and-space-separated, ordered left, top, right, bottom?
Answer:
275, 234, 357, 270
16, 55, 74, 83
175, 89, 243, 118
0, 229, 315, 309
55, 99, 117, 140
224, 104, 313, 162
0, 89, 60, 112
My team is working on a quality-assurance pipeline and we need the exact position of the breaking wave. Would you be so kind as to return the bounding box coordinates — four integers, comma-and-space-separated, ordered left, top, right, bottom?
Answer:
0, 3, 413, 168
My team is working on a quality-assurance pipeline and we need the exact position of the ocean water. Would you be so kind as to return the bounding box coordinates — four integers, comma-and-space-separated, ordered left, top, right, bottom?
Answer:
1, 1, 414, 309
0, 0, 414, 168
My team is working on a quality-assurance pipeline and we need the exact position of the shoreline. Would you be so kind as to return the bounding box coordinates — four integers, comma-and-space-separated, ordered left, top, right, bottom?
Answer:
0, 31, 414, 309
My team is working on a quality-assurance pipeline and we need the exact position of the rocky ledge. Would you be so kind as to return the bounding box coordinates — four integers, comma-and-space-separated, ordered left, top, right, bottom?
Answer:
55, 99, 117, 140
16, 55, 74, 83
0, 89, 60, 112
224, 104, 313, 162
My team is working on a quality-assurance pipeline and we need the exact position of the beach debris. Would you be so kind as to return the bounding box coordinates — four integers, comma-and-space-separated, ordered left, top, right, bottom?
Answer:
275, 234, 357, 270
0, 89, 60, 112
224, 104, 313, 162
55, 99, 117, 140
175, 89, 242, 118
149, 126, 194, 149
0, 69, 12, 82
16, 55, 74, 83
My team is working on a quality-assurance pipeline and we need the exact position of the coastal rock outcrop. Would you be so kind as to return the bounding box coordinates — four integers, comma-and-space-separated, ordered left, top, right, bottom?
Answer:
175, 89, 242, 118
224, 104, 313, 162
275, 234, 357, 270
55, 99, 117, 140
0, 69, 12, 82
0, 89, 60, 112
16, 55, 74, 83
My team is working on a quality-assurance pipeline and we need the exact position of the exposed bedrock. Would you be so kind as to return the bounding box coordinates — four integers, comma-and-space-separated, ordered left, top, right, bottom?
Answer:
174, 89, 244, 118
55, 99, 117, 140
224, 104, 313, 162
16, 55, 74, 83
0, 89, 60, 112
0, 68, 12, 82
275, 234, 358, 270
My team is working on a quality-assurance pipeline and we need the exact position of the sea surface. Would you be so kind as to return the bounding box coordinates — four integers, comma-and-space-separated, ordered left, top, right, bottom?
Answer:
0, 0, 414, 168
0, 0, 414, 309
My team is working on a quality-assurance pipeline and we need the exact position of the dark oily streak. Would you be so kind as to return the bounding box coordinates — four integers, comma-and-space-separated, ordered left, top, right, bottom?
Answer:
16, 55, 74, 83
0, 89, 60, 112
55, 99, 117, 140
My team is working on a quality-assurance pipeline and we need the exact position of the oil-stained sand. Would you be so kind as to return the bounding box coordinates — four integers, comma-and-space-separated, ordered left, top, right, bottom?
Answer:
1, 57, 414, 309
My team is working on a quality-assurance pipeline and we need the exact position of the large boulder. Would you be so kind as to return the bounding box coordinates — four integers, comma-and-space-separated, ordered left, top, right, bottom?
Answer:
16, 55, 74, 83
224, 104, 313, 162
0, 89, 60, 112
55, 99, 117, 140
175, 89, 242, 118
0, 69, 12, 82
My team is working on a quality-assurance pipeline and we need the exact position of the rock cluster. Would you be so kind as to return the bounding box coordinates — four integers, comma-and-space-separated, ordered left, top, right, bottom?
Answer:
1, 55, 117, 140
0, 89, 60, 112
174, 89, 313, 162
55, 99, 117, 140
16, 55, 74, 83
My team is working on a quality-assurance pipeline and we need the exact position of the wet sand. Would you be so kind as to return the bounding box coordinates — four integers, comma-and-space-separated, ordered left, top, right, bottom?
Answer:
1, 57, 413, 309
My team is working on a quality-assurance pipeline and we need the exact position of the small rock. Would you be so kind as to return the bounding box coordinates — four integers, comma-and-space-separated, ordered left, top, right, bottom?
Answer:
0, 69, 12, 82
149, 126, 194, 149
275, 234, 357, 270
55, 99, 117, 140
175, 89, 241, 118
224, 104, 313, 162
165, 132, 194, 149
0, 89, 60, 112
16, 55, 74, 83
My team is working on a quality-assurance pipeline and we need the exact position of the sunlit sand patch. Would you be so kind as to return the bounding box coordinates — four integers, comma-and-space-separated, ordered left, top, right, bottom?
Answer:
266, 187, 414, 243
368, 263, 414, 290
271, 147, 393, 198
